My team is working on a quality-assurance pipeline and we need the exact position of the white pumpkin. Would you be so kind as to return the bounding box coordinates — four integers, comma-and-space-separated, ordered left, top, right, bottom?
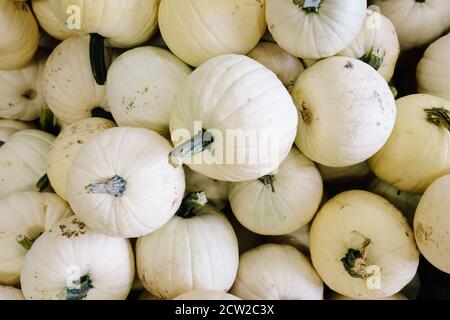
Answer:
158, 0, 266, 67
292, 56, 396, 167
169, 54, 298, 182
264, 224, 310, 256
0, 285, 24, 300
0, 192, 72, 285
417, 33, 450, 101
185, 166, 230, 210
0, 120, 34, 143
328, 292, 408, 300
20, 216, 135, 300
414, 174, 450, 274
136, 192, 239, 299
0, 129, 55, 198
47, 118, 116, 201
67, 127, 185, 238
310, 190, 419, 299
372, 0, 450, 50
230, 244, 324, 300
266, 0, 366, 59
337, 9, 400, 82
369, 94, 450, 193
316, 161, 372, 184
247, 42, 305, 90
107, 47, 191, 137
174, 290, 240, 300
43, 36, 111, 124
229, 148, 323, 235
0, 53, 46, 121
369, 178, 422, 226
32, 0, 84, 41
0, 1, 39, 70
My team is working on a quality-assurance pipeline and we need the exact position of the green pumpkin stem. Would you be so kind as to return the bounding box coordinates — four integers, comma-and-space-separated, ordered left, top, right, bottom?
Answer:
89, 33, 107, 85
85, 175, 127, 197
360, 48, 383, 71
66, 274, 93, 300
293, 0, 322, 13
259, 175, 276, 193
36, 174, 50, 192
425, 108, 450, 132
16, 235, 35, 250
177, 192, 208, 219
169, 129, 214, 168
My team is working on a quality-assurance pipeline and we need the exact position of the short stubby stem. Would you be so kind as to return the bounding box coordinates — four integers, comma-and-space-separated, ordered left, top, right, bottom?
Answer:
66, 274, 93, 300
425, 107, 450, 132
169, 129, 214, 168
16, 234, 35, 250
360, 48, 384, 71
22, 88, 37, 101
177, 191, 208, 219
293, 0, 322, 13
259, 175, 276, 193
85, 175, 127, 197
89, 33, 107, 85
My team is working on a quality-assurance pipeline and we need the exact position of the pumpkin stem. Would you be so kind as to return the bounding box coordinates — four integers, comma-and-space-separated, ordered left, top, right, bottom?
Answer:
341, 235, 374, 279
259, 175, 276, 193
177, 191, 208, 219
89, 33, 107, 85
85, 175, 127, 197
169, 129, 214, 168
360, 48, 384, 71
299, 101, 313, 125
91, 107, 115, 122
36, 174, 50, 192
425, 108, 450, 132
293, 0, 322, 13
22, 88, 37, 101
39, 108, 60, 136
66, 274, 93, 300
16, 235, 35, 250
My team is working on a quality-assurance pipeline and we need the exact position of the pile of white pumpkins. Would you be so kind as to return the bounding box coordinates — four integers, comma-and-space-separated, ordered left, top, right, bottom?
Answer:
0, 0, 449, 301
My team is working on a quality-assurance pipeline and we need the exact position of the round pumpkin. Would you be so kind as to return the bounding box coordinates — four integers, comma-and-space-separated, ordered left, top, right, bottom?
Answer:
369, 94, 450, 193
47, 118, 116, 201
0, 129, 55, 198
337, 9, 400, 82
414, 174, 450, 274
174, 290, 240, 300
136, 192, 239, 299
169, 54, 298, 182
417, 33, 450, 101
310, 190, 419, 299
0, 120, 34, 143
20, 216, 135, 300
158, 0, 266, 67
229, 148, 323, 235
292, 56, 396, 167
230, 244, 324, 300
107, 47, 191, 137
0, 1, 39, 70
0, 285, 24, 300
67, 127, 185, 238
266, 0, 366, 59
0, 53, 46, 121
0, 192, 72, 285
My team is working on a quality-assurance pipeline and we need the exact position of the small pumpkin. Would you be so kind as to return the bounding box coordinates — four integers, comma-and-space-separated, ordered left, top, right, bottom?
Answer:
174, 290, 240, 300
292, 57, 396, 167
414, 174, 450, 274
369, 94, 450, 193
136, 192, 239, 299
228, 148, 323, 235
310, 190, 419, 299
107, 46, 191, 137
66, 127, 185, 238
158, 0, 266, 67
47, 118, 116, 201
0, 129, 55, 198
230, 244, 324, 300
0, 53, 47, 121
0, 285, 24, 300
20, 216, 135, 300
0, 192, 72, 285
266, 0, 366, 59
0, 1, 39, 70
0, 119, 34, 143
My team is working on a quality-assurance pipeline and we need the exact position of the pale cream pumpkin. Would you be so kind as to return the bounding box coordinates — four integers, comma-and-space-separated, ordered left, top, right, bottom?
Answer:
0, 285, 24, 300
293, 57, 396, 167
174, 290, 240, 300
247, 42, 305, 90
414, 174, 450, 274
337, 9, 400, 82
47, 118, 116, 201
158, 0, 266, 67
229, 148, 323, 235
316, 161, 372, 184
0, 129, 55, 198
67, 127, 185, 238
417, 33, 450, 101
136, 192, 239, 299
169, 54, 298, 182
107, 46, 191, 137
310, 190, 419, 299
230, 244, 324, 300
369, 94, 450, 193
266, 0, 366, 59
0, 53, 47, 121
0, 1, 39, 70
43, 36, 111, 124
20, 216, 135, 300
0, 192, 72, 285
0, 120, 34, 143
264, 224, 310, 256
